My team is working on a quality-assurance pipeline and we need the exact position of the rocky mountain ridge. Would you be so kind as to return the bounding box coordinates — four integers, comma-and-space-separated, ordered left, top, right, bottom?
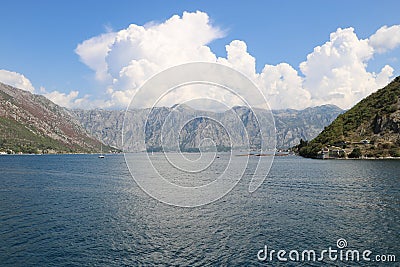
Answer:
0, 81, 344, 154
0, 82, 105, 154
72, 104, 343, 152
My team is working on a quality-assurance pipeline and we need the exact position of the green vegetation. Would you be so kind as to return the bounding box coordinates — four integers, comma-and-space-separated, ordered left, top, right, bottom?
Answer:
180, 147, 201, 153
389, 148, 400, 157
0, 82, 116, 155
297, 139, 323, 158
348, 147, 362, 158
0, 117, 83, 154
295, 76, 400, 159
146, 146, 163, 153
216, 145, 231, 152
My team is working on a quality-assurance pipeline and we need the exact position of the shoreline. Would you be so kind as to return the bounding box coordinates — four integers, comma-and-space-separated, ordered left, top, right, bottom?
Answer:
1, 152, 399, 160
299, 155, 400, 160
0, 152, 121, 156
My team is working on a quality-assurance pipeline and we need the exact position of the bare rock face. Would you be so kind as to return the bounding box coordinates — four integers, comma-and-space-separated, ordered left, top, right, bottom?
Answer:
273, 105, 343, 148
374, 111, 400, 134
0, 81, 344, 154
72, 104, 342, 152
390, 111, 400, 133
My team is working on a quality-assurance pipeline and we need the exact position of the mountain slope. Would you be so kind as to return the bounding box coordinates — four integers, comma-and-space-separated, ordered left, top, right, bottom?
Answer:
0, 82, 105, 154
273, 105, 343, 148
73, 104, 342, 151
297, 76, 400, 158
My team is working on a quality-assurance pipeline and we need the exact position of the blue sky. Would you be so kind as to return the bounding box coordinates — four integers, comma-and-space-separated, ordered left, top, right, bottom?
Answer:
1, 0, 400, 109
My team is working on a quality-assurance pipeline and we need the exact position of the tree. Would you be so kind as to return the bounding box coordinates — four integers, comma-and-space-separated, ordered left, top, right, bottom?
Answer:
296, 139, 308, 151
348, 147, 362, 158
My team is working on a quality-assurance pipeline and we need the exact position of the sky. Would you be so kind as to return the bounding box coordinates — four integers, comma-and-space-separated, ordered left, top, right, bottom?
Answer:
1, 0, 400, 110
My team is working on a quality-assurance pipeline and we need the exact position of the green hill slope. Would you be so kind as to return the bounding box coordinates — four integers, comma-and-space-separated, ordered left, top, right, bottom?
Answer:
0, 82, 109, 154
296, 76, 400, 159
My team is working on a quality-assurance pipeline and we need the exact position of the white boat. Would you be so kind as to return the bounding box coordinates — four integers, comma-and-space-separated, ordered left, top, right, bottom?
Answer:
98, 144, 105, 158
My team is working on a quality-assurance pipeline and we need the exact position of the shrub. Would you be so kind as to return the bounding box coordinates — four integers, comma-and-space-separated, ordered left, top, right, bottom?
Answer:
389, 148, 400, 157
348, 147, 362, 158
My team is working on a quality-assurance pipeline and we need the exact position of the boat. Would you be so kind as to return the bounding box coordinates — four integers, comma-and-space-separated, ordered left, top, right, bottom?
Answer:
98, 143, 105, 158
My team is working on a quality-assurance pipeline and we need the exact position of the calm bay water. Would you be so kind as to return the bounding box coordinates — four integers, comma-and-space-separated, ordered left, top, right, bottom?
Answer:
0, 154, 399, 266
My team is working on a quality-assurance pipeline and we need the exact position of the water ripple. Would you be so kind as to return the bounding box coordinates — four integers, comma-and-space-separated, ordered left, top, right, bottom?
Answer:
0, 155, 399, 266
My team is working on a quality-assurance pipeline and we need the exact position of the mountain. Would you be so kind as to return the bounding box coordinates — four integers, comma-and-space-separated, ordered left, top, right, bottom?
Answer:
273, 104, 343, 148
0, 82, 106, 154
297, 76, 400, 158
72, 104, 342, 151
0, 81, 343, 154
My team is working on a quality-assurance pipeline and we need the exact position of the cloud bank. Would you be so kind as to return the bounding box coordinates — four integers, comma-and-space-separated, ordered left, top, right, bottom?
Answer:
1, 11, 400, 110
0, 69, 35, 93
73, 11, 399, 110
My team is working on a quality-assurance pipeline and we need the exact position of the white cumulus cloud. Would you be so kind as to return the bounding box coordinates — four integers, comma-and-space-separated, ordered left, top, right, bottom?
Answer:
76, 11, 224, 108
74, 12, 399, 110
44, 90, 80, 108
217, 40, 257, 80
299, 27, 393, 108
43, 89, 107, 109
369, 25, 400, 53
259, 63, 311, 109
0, 69, 35, 93
75, 32, 117, 82
0, 69, 90, 109
217, 41, 311, 109
2, 13, 399, 111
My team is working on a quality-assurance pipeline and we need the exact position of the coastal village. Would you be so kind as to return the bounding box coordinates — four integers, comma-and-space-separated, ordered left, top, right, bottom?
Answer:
317, 139, 379, 159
